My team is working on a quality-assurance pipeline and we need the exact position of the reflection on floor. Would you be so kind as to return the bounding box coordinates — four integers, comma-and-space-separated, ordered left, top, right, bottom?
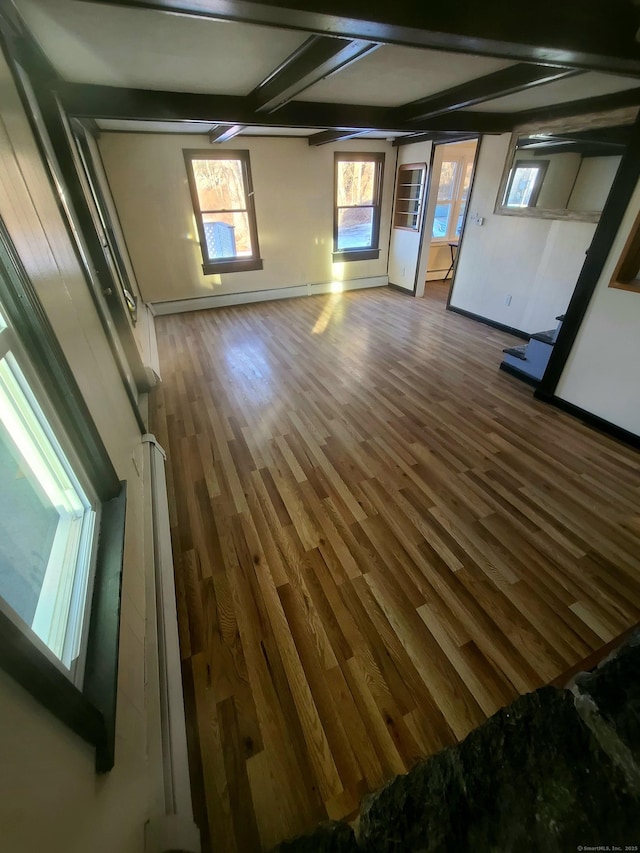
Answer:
151, 283, 640, 852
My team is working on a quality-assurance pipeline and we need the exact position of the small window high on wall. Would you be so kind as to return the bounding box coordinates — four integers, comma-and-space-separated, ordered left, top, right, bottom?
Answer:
334, 152, 385, 261
184, 149, 262, 275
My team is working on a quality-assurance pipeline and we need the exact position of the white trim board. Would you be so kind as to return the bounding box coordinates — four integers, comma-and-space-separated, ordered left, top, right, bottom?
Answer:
151, 276, 388, 315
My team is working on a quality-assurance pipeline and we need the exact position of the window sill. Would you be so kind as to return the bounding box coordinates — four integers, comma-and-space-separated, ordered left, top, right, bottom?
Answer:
202, 258, 263, 275
332, 249, 380, 263
0, 482, 127, 773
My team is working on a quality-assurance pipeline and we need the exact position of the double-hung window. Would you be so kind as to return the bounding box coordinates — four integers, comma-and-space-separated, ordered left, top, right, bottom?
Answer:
432, 155, 475, 242
0, 225, 126, 772
334, 152, 385, 262
184, 149, 262, 275
0, 320, 97, 673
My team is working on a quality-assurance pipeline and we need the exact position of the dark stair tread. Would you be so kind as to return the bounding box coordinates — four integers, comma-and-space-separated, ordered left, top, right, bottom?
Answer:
529, 330, 556, 345
556, 314, 565, 321
502, 345, 527, 360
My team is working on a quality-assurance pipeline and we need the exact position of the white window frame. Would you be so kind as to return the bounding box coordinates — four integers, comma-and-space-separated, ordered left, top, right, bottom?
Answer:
0, 313, 99, 682
432, 152, 475, 244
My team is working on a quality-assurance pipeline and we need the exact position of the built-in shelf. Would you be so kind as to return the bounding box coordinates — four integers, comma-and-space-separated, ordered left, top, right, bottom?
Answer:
393, 163, 427, 231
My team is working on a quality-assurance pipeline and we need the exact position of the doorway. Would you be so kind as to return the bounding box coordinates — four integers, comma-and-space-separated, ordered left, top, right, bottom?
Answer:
423, 139, 478, 295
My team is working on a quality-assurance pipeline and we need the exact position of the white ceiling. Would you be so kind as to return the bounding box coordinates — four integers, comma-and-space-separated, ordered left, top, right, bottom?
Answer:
297, 45, 512, 107
473, 71, 640, 113
15, 0, 307, 94
13, 0, 640, 134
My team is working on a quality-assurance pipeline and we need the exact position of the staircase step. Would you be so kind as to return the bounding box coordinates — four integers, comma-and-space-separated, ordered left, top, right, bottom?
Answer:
502, 344, 527, 360
529, 329, 556, 345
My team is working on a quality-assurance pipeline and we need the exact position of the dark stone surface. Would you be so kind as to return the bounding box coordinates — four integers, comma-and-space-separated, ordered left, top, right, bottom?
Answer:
272, 821, 358, 853
576, 631, 640, 755
360, 687, 640, 852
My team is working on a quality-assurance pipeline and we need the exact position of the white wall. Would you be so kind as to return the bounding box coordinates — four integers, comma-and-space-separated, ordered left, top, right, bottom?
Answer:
99, 133, 395, 307
449, 134, 597, 334
513, 149, 581, 210
556, 178, 640, 436
388, 140, 431, 291
0, 54, 164, 853
568, 155, 622, 212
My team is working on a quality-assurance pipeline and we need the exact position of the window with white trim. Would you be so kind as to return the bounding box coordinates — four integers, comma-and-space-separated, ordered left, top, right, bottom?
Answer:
432, 155, 475, 242
0, 304, 98, 680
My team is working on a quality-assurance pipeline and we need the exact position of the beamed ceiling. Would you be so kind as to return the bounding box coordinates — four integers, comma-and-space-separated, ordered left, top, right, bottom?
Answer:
7, 0, 640, 144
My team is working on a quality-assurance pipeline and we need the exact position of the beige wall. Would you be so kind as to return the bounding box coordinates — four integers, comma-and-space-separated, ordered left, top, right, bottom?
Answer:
557, 178, 640, 436
99, 133, 395, 305
568, 155, 622, 212
0, 55, 163, 853
450, 134, 597, 334
388, 139, 431, 291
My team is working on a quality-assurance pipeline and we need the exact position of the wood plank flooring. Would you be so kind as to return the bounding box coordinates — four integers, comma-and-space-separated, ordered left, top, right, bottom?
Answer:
151, 282, 640, 852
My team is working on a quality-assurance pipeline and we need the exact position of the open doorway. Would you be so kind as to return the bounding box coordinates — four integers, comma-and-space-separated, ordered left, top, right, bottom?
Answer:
423, 139, 479, 296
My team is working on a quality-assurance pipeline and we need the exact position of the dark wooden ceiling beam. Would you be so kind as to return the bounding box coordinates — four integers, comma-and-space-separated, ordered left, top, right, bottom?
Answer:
307, 128, 370, 145
392, 131, 480, 147
249, 35, 378, 112
514, 86, 640, 126
397, 65, 581, 122
208, 124, 246, 142
57, 82, 515, 132
78, 0, 640, 76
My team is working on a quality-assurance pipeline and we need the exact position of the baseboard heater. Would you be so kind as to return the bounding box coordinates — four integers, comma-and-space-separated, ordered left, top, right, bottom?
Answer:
143, 434, 201, 853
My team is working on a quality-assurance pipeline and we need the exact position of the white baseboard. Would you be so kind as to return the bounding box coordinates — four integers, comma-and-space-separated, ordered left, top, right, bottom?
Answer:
151, 276, 388, 315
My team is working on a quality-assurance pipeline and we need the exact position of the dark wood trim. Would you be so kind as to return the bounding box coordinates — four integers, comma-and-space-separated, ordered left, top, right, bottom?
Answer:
536, 109, 640, 398
499, 361, 540, 387
445, 136, 482, 306
57, 83, 515, 134
397, 65, 580, 123
208, 124, 246, 143
446, 304, 529, 339
0, 607, 106, 749
83, 483, 127, 772
534, 390, 640, 450
183, 148, 262, 274
410, 141, 440, 297
332, 249, 381, 262
0, 220, 121, 499
387, 282, 414, 294
76, 0, 640, 76
550, 621, 640, 688
395, 131, 488, 147
308, 129, 369, 146
203, 258, 264, 274
333, 150, 385, 260
609, 208, 640, 290
514, 87, 640, 127
250, 35, 377, 112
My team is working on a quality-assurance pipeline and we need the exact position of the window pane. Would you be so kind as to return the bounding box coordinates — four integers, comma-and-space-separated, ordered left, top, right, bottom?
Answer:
337, 161, 375, 207
461, 161, 474, 202
337, 207, 374, 250
432, 203, 451, 239
0, 354, 94, 668
191, 158, 246, 212
0, 308, 6, 333
456, 202, 467, 237
506, 166, 540, 208
203, 212, 252, 260
437, 161, 459, 201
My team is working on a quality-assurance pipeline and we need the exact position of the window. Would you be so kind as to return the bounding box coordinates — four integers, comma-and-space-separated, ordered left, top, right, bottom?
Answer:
0, 225, 126, 772
503, 160, 549, 209
393, 163, 427, 231
334, 152, 385, 261
432, 155, 475, 241
184, 149, 262, 275
0, 332, 97, 674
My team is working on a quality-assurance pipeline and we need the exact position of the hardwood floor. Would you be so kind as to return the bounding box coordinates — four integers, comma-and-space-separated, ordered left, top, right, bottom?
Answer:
151, 284, 640, 852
